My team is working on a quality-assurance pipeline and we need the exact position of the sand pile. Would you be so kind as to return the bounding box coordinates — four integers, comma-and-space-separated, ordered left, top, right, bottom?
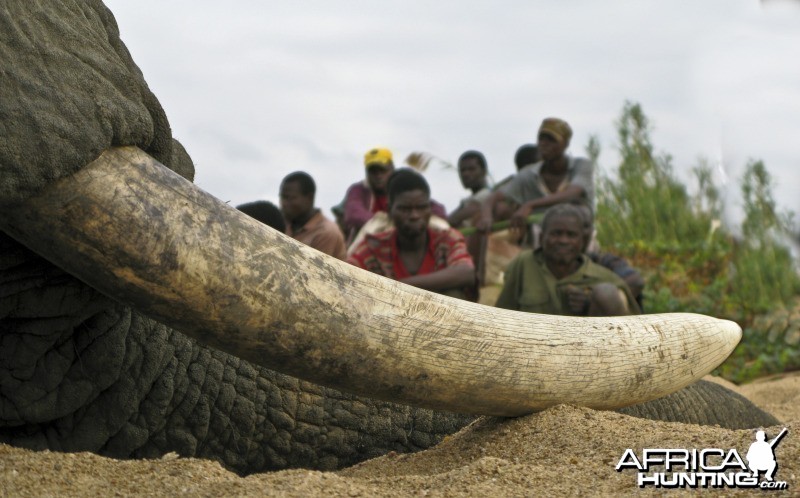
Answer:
1, 373, 797, 497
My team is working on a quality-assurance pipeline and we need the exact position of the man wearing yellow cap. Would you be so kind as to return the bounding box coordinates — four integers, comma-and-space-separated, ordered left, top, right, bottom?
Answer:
477, 118, 594, 242
342, 147, 446, 244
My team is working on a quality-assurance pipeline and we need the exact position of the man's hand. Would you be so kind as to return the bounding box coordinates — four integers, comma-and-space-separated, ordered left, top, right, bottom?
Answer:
476, 210, 493, 233
564, 284, 592, 315
510, 203, 532, 232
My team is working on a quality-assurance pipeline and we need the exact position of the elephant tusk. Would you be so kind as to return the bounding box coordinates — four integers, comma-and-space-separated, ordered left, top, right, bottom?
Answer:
0, 146, 741, 417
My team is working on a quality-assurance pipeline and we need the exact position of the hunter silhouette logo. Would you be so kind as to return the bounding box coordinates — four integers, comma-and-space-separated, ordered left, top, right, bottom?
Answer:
746, 428, 788, 483
616, 428, 790, 490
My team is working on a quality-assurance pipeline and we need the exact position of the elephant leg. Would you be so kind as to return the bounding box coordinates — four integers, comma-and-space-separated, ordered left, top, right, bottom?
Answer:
618, 380, 780, 429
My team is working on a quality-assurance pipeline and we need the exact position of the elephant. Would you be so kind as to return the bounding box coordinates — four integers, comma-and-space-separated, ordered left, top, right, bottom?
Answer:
0, 0, 779, 476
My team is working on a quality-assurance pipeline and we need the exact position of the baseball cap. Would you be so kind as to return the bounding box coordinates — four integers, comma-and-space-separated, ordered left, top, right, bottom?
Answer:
364, 147, 393, 168
538, 118, 572, 145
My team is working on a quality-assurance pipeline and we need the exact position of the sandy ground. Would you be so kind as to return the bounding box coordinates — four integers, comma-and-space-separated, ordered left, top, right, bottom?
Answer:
1, 373, 798, 497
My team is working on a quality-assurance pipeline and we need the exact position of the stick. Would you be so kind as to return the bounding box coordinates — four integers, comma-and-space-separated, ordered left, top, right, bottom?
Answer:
458, 213, 544, 236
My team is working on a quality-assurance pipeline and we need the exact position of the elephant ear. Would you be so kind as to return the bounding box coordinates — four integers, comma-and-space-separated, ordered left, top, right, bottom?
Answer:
0, 0, 177, 209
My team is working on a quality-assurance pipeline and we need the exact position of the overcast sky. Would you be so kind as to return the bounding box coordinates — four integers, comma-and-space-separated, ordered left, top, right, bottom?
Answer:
104, 0, 799, 227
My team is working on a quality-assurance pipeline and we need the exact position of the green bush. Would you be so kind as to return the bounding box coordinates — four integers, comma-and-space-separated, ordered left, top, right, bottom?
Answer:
594, 102, 800, 382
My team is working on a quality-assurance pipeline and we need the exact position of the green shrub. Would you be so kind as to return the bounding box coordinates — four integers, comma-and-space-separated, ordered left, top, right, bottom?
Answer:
594, 102, 800, 382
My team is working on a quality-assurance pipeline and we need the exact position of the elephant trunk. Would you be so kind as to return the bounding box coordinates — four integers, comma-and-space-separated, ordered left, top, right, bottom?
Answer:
0, 146, 742, 416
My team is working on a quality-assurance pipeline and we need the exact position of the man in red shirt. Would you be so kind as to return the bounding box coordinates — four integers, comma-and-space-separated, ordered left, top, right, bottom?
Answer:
347, 169, 476, 300
280, 171, 347, 260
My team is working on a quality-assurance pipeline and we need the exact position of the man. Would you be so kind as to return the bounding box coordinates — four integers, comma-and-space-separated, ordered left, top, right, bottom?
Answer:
348, 169, 476, 300
478, 118, 594, 235
575, 203, 646, 309
343, 147, 395, 241
491, 143, 542, 222
447, 150, 491, 228
279, 171, 347, 260
342, 147, 447, 245
514, 143, 540, 171
236, 200, 286, 233
494, 204, 639, 316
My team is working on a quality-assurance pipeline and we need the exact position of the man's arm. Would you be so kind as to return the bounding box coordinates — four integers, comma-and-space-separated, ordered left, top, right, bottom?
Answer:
476, 190, 506, 232
402, 229, 475, 290
343, 183, 374, 233
399, 263, 475, 291
568, 157, 595, 204
509, 184, 585, 231
448, 199, 481, 228
493, 255, 523, 310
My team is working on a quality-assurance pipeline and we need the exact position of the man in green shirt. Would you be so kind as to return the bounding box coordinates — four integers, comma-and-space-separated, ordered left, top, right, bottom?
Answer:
494, 204, 640, 316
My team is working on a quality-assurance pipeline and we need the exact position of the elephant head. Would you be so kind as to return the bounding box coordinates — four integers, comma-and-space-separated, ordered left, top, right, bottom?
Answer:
0, 0, 777, 474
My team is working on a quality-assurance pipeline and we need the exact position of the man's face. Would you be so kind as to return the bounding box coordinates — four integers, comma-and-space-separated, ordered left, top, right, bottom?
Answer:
279, 181, 313, 222
366, 164, 393, 194
542, 215, 583, 265
390, 189, 431, 238
537, 132, 568, 162
458, 157, 486, 190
